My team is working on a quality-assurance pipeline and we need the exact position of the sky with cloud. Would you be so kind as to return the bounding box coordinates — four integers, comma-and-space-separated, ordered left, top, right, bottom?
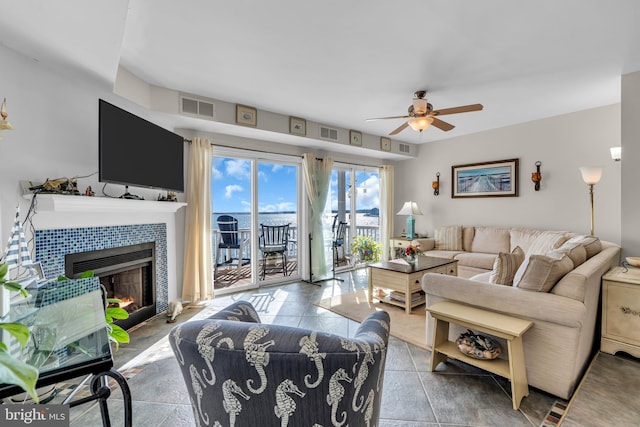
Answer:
212, 157, 379, 214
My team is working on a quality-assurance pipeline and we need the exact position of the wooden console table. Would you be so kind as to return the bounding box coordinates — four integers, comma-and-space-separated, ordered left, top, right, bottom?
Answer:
427, 301, 533, 410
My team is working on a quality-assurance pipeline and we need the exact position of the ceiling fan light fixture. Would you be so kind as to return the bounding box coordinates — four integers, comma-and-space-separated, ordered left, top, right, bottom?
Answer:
412, 98, 428, 115
408, 116, 433, 132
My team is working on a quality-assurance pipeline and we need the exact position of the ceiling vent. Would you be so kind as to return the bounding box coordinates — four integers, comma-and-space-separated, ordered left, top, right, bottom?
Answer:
180, 96, 215, 119
319, 126, 339, 141
399, 143, 411, 154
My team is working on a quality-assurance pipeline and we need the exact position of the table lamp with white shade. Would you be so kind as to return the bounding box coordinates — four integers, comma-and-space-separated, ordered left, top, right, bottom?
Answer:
397, 201, 423, 240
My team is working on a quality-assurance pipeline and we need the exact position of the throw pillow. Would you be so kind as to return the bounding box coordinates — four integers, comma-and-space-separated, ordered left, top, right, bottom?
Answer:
435, 225, 463, 251
565, 235, 602, 259
489, 246, 525, 286
514, 253, 574, 292
525, 230, 569, 257
548, 242, 587, 268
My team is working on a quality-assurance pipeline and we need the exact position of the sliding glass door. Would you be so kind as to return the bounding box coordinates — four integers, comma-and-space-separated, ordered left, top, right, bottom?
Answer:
329, 165, 380, 269
257, 161, 299, 284
212, 150, 300, 294
212, 155, 254, 292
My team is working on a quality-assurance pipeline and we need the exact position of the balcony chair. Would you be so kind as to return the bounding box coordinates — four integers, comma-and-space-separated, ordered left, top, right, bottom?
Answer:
258, 223, 290, 280
215, 215, 249, 277
168, 300, 390, 427
332, 220, 348, 267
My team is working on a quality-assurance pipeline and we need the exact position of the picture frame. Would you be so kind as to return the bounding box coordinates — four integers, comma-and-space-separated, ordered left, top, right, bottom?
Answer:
349, 130, 362, 146
289, 116, 306, 136
236, 104, 257, 127
380, 137, 391, 152
452, 158, 519, 198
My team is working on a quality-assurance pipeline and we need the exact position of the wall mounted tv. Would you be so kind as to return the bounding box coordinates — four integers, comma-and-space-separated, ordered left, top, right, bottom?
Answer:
99, 99, 184, 193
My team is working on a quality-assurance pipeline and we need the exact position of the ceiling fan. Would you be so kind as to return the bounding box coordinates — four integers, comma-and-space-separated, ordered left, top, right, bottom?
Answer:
367, 90, 483, 135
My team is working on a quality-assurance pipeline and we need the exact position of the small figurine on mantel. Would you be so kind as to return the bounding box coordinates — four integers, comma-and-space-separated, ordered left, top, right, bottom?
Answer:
84, 186, 95, 197
157, 191, 177, 202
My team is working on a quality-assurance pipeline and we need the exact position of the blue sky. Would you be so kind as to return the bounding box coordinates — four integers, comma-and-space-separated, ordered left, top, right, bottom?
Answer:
212, 158, 297, 213
212, 157, 379, 213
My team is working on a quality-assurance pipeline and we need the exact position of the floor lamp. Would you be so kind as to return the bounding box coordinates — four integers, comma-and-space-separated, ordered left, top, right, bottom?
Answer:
579, 167, 602, 236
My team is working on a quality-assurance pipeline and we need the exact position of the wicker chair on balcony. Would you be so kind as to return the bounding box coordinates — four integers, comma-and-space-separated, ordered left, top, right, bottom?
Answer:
258, 223, 290, 280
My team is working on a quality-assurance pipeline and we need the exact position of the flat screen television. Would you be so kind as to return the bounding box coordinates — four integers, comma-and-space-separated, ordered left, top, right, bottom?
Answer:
99, 99, 184, 193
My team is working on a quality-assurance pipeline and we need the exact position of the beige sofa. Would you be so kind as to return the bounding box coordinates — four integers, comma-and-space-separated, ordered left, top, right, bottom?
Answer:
413, 226, 620, 399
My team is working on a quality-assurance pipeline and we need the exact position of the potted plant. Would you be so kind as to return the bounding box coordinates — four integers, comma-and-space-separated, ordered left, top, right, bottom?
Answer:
350, 235, 382, 264
0, 262, 39, 402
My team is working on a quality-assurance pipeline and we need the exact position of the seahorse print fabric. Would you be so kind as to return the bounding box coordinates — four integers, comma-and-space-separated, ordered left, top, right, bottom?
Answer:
169, 300, 391, 427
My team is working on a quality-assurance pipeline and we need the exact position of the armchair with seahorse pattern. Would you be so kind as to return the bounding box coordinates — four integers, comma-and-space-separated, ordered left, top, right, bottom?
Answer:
169, 300, 390, 427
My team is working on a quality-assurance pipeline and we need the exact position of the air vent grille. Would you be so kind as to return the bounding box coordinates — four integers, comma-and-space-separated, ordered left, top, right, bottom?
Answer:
399, 143, 411, 153
320, 126, 339, 141
180, 96, 215, 119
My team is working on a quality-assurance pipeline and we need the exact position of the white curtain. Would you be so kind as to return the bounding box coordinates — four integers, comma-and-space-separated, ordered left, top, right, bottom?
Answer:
302, 153, 334, 280
182, 138, 213, 302
379, 165, 394, 261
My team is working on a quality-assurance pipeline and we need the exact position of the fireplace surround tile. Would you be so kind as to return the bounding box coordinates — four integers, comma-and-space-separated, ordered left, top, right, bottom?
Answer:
34, 223, 168, 313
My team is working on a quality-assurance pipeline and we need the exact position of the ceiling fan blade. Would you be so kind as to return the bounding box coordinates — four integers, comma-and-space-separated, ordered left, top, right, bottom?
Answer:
366, 115, 410, 121
389, 122, 409, 135
432, 104, 483, 116
431, 117, 455, 131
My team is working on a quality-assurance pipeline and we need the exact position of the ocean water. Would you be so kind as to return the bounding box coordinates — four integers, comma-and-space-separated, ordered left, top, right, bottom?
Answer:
212, 212, 379, 230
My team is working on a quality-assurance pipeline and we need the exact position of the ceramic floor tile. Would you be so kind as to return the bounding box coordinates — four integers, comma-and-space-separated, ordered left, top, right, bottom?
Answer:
47, 271, 632, 427
418, 371, 534, 426
381, 370, 437, 423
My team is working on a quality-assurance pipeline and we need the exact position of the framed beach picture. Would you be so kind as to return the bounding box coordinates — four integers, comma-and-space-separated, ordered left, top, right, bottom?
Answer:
236, 104, 257, 127
349, 130, 362, 146
452, 158, 519, 198
289, 116, 306, 136
380, 137, 391, 152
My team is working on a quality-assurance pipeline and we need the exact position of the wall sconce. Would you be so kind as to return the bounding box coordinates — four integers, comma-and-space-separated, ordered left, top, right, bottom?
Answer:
531, 161, 542, 191
610, 146, 621, 161
432, 172, 440, 196
0, 98, 14, 140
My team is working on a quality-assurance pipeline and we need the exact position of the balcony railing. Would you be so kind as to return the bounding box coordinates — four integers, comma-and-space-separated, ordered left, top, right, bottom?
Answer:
213, 225, 379, 264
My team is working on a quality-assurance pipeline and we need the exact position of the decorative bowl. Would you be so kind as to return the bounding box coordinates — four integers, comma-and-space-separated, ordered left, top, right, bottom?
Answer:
625, 257, 640, 268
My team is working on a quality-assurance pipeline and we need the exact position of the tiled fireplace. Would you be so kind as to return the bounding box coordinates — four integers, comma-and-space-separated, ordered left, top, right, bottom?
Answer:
34, 223, 169, 321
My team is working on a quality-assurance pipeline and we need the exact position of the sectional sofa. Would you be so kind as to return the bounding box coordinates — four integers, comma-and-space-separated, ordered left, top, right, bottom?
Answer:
413, 226, 620, 399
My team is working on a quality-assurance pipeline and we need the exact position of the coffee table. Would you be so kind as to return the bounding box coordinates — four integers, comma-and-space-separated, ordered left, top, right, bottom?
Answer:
368, 256, 458, 314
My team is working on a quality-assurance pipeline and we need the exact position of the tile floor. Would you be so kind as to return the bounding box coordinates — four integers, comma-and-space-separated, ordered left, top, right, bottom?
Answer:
59, 269, 631, 426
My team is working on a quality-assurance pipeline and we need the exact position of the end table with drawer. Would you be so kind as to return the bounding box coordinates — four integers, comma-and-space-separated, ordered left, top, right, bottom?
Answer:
601, 266, 640, 358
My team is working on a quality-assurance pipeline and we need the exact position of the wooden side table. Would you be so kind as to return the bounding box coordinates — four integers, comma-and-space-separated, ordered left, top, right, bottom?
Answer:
601, 266, 640, 358
427, 301, 533, 410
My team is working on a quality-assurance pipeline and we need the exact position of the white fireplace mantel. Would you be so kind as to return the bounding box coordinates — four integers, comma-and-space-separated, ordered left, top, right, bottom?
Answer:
23, 194, 187, 213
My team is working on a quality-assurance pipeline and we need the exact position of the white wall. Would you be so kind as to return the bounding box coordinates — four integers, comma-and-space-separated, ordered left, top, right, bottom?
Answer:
393, 105, 622, 244
621, 71, 640, 258
0, 44, 185, 301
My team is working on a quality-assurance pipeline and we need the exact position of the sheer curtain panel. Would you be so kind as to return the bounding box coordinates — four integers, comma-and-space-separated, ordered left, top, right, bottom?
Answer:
182, 138, 213, 302
302, 153, 334, 281
379, 165, 394, 261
